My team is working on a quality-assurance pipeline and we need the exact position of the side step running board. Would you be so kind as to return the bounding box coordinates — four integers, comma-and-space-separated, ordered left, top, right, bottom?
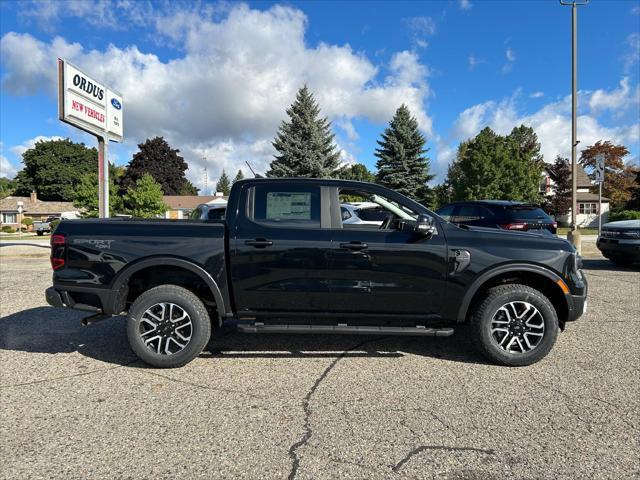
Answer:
236, 323, 454, 337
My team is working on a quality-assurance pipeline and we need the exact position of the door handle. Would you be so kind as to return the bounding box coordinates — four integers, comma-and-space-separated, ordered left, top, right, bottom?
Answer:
245, 239, 273, 248
339, 242, 368, 251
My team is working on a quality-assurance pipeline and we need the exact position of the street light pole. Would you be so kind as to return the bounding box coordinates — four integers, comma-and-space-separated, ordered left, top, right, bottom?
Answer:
560, 0, 588, 253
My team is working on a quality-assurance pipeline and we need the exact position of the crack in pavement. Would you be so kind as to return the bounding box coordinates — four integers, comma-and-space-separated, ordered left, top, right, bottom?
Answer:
286, 337, 386, 480
391, 445, 496, 473
142, 370, 265, 400
0, 359, 139, 389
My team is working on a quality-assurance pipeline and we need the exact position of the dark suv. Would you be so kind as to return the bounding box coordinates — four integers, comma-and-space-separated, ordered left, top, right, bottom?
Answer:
437, 201, 557, 234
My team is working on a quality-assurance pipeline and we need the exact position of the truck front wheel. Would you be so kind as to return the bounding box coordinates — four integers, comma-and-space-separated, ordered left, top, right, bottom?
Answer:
127, 285, 211, 368
471, 284, 559, 366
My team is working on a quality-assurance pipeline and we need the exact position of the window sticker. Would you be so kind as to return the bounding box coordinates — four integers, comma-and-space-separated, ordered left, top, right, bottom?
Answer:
266, 192, 312, 220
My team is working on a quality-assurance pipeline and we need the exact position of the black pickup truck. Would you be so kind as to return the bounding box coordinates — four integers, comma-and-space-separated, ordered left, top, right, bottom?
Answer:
47, 178, 587, 367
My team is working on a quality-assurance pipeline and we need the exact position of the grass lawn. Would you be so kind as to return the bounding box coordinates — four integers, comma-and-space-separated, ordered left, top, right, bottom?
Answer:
0, 234, 50, 240
557, 227, 598, 236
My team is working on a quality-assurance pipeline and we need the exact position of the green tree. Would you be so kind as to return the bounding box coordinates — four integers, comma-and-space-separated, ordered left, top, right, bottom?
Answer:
374, 105, 434, 202
431, 183, 453, 210
232, 169, 245, 184
447, 126, 543, 202
504, 125, 545, 201
73, 172, 124, 217
215, 170, 231, 196
13, 139, 97, 201
268, 86, 341, 178
21, 217, 33, 232
335, 163, 375, 182
580, 141, 635, 210
625, 168, 640, 210
0, 177, 15, 199
123, 174, 167, 218
121, 137, 198, 195
543, 156, 572, 219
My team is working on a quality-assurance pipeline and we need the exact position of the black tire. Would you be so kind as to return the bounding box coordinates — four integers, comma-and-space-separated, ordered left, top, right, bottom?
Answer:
470, 284, 559, 367
37, 231, 44, 236
127, 285, 211, 368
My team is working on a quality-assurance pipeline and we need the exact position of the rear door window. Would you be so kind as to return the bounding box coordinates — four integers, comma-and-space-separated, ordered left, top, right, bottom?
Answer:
249, 184, 321, 228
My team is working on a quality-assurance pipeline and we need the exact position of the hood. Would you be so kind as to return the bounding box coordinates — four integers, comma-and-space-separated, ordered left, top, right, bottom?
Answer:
451, 223, 574, 251
602, 219, 640, 229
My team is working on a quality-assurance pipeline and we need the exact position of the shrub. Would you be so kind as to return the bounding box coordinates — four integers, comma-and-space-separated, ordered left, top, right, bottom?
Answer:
608, 210, 640, 222
50, 219, 61, 232
1, 226, 16, 233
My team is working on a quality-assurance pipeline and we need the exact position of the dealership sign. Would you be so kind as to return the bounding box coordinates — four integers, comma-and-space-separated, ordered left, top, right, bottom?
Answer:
57, 59, 123, 142
57, 58, 123, 218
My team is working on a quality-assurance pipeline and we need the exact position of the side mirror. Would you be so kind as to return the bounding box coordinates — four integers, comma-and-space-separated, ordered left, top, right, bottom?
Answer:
415, 214, 437, 236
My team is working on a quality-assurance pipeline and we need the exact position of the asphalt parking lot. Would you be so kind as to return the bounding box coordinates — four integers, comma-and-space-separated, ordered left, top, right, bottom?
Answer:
1, 242, 638, 479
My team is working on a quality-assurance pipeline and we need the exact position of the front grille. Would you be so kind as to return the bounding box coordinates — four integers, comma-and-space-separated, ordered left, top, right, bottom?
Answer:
602, 229, 640, 239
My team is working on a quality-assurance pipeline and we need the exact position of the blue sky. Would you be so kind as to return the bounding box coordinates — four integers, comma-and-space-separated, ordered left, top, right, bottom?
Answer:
1, 0, 639, 191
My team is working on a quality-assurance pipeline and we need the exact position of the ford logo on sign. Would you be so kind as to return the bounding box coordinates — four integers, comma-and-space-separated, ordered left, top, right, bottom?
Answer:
111, 98, 122, 110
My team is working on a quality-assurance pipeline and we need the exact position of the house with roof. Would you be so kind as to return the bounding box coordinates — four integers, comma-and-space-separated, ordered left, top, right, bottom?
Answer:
163, 194, 227, 219
540, 164, 608, 228
0, 192, 80, 230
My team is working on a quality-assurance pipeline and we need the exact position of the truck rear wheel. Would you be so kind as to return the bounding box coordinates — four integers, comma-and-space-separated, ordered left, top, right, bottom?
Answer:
471, 284, 558, 366
127, 285, 211, 368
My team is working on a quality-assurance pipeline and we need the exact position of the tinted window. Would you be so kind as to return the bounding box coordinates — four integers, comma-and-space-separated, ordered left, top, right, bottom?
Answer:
341, 207, 352, 221
207, 208, 226, 220
251, 184, 321, 227
506, 206, 552, 221
437, 205, 455, 220
356, 207, 389, 222
452, 205, 482, 222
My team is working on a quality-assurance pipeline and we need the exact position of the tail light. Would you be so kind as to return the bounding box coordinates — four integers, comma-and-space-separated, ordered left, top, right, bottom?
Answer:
50, 234, 66, 270
500, 223, 527, 230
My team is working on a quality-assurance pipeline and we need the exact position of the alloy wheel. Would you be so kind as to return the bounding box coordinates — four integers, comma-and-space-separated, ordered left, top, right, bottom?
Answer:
490, 301, 545, 354
139, 302, 193, 355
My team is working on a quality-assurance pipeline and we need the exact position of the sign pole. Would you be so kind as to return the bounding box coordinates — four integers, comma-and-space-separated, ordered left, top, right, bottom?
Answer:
98, 136, 109, 218
598, 181, 602, 236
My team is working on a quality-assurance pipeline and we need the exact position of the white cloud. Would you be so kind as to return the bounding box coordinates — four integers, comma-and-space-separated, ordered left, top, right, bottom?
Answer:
623, 32, 640, 72
10, 135, 64, 157
530, 92, 545, 99
589, 77, 639, 112
17, 0, 153, 31
0, 143, 18, 179
0, 154, 17, 179
458, 0, 473, 11
468, 54, 485, 71
405, 16, 436, 48
443, 81, 640, 172
1, 4, 433, 182
502, 47, 516, 73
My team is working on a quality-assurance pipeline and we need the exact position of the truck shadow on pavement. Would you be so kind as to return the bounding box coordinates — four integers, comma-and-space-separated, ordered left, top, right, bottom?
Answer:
582, 258, 639, 271
0, 306, 490, 366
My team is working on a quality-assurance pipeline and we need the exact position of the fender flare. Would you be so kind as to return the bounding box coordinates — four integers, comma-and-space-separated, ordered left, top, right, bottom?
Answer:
110, 256, 227, 322
456, 263, 569, 323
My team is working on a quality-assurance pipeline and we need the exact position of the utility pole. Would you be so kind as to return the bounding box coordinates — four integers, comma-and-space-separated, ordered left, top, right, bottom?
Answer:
560, 0, 588, 253
202, 156, 208, 196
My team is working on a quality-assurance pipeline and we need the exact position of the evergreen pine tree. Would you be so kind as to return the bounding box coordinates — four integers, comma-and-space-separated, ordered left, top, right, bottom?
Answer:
268, 86, 341, 178
215, 170, 231, 196
543, 156, 572, 219
232, 169, 244, 184
374, 104, 434, 201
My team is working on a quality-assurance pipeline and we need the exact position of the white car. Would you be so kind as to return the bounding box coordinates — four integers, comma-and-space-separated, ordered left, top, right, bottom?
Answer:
340, 203, 389, 226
